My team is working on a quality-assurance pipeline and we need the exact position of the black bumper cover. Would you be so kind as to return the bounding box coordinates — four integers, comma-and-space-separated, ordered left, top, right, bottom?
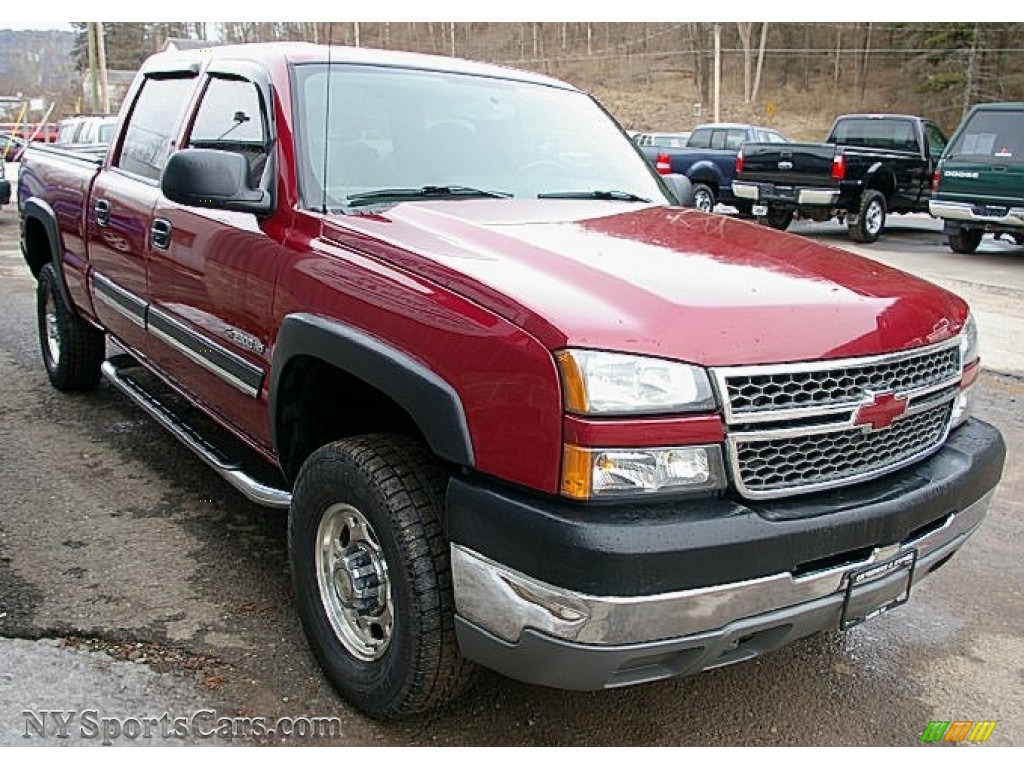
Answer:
446, 418, 1005, 597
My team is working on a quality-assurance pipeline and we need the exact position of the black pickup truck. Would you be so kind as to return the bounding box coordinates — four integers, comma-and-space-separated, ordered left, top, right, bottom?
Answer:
732, 114, 948, 242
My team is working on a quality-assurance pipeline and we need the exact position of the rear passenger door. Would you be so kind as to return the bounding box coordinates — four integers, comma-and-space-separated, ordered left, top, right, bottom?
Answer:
146, 69, 283, 447
87, 72, 196, 356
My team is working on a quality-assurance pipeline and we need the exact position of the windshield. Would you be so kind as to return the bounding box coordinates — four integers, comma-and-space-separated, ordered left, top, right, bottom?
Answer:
293, 63, 669, 209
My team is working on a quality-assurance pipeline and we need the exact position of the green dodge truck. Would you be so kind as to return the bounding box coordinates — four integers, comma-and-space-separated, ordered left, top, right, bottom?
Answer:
930, 102, 1024, 253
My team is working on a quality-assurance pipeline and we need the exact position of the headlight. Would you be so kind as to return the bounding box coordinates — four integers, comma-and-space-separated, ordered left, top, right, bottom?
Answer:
959, 313, 978, 367
952, 313, 980, 430
555, 349, 715, 415
562, 444, 727, 500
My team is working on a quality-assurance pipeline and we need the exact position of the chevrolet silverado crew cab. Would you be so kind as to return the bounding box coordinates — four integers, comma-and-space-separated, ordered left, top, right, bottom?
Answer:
18, 44, 1005, 721
930, 102, 1024, 253
733, 114, 947, 242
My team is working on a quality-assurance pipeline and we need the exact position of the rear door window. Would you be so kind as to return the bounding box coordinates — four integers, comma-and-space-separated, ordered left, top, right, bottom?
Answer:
948, 109, 1024, 163
117, 76, 195, 181
688, 128, 712, 148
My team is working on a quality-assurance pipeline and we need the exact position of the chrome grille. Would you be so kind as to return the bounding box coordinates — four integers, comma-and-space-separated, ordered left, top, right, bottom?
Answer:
712, 338, 962, 500
718, 341, 961, 423
733, 402, 953, 497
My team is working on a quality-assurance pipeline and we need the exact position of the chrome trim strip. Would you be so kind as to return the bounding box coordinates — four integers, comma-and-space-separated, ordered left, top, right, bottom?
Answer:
91, 272, 146, 328
147, 307, 263, 398
711, 336, 962, 426
101, 360, 291, 509
452, 490, 992, 646
733, 388, 957, 442
726, 403, 955, 500
930, 200, 1024, 228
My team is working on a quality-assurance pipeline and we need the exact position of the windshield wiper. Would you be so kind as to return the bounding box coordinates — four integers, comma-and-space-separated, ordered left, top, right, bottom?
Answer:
345, 185, 512, 206
537, 190, 652, 202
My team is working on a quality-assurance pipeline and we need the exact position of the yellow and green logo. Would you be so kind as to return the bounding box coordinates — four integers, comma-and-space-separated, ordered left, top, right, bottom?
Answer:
920, 720, 997, 743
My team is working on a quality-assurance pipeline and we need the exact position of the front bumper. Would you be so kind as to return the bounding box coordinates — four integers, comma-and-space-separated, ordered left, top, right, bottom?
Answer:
447, 418, 1004, 690
732, 181, 839, 207
930, 199, 1024, 229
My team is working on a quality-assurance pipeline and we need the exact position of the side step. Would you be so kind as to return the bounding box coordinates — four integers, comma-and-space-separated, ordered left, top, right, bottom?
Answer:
101, 355, 292, 509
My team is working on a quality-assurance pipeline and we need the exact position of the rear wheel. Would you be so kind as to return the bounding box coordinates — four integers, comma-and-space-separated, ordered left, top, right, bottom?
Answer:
36, 263, 105, 391
849, 189, 886, 243
764, 207, 793, 231
288, 434, 475, 720
692, 183, 715, 213
948, 228, 983, 254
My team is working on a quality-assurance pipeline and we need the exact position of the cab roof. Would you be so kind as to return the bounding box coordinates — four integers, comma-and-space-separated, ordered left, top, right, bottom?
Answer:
141, 42, 577, 92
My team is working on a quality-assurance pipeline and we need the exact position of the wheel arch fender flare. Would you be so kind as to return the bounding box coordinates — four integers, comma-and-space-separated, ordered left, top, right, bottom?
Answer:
864, 164, 896, 199
268, 313, 475, 468
684, 160, 722, 190
21, 197, 74, 308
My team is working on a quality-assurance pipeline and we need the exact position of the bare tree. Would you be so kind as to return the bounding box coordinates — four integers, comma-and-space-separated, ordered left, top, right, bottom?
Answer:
736, 22, 753, 103
751, 23, 768, 104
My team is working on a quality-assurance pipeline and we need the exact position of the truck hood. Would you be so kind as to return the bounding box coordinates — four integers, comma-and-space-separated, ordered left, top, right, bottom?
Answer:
323, 201, 967, 367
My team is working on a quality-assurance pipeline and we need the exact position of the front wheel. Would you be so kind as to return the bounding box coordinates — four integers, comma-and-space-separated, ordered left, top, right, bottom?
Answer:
692, 183, 716, 213
36, 263, 105, 391
948, 228, 983, 254
849, 189, 886, 243
288, 434, 475, 720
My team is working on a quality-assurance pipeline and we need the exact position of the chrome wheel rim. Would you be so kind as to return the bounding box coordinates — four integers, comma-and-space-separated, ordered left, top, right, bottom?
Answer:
43, 289, 60, 366
865, 200, 883, 235
315, 503, 393, 661
695, 189, 713, 212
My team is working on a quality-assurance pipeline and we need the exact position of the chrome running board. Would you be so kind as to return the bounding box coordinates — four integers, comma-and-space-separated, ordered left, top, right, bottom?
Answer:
101, 356, 291, 509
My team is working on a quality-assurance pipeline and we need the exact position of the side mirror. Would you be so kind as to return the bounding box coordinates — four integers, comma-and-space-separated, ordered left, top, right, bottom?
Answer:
663, 173, 695, 208
161, 148, 272, 216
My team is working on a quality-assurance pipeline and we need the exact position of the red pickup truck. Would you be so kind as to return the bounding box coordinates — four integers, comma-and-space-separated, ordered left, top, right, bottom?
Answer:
17, 43, 1005, 721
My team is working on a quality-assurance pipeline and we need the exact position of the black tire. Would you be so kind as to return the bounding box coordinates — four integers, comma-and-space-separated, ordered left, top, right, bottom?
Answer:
948, 228, 983, 254
692, 183, 715, 213
36, 263, 105, 391
288, 434, 475, 720
848, 189, 886, 243
764, 207, 793, 231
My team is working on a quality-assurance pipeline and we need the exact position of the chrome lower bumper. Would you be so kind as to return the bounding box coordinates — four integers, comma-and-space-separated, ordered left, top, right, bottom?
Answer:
452, 490, 992, 648
731, 182, 838, 207
731, 182, 761, 201
930, 200, 1024, 228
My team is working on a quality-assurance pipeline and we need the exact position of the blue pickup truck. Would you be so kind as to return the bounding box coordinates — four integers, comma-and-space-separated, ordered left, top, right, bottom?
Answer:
640, 123, 788, 212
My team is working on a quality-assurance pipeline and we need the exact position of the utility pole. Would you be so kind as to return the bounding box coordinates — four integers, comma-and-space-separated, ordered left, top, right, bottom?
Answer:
713, 23, 721, 123
95, 22, 110, 113
86, 22, 99, 113
353, 22, 360, 47
963, 23, 979, 118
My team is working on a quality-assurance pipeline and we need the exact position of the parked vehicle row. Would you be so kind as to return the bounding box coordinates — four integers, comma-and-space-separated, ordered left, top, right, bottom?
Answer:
641, 103, 1024, 254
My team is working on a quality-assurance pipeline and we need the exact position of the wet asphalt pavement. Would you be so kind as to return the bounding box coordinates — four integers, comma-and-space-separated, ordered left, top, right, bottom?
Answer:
0, 203, 1021, 746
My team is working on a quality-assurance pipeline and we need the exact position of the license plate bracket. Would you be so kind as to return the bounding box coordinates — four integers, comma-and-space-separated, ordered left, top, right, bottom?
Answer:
840, 550, 916, 630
